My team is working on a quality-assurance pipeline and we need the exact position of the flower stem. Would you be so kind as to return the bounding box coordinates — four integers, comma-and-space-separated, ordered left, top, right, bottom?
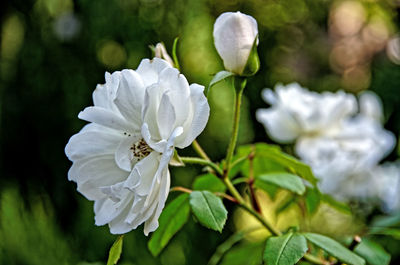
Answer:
170, 186, 192, 193
222, 176, 282, 236
180, 157, 223, 176
224, 77, 245, 177
192, 140, 211, 161
303, 253, 330, 265
222, 177, 246, 205
239, 201, 282, 236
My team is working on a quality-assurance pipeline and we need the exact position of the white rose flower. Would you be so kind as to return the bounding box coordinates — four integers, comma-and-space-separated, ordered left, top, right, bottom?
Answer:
296, 117, 395, 197
257, 84, 397, 207
256, 83, 357, 143
295, 91, 395, 198
65, 58, 210, 235
213, 11, 258, 75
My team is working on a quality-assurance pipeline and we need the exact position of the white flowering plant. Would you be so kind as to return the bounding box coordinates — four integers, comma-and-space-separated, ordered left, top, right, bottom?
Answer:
65, 11, 399, 265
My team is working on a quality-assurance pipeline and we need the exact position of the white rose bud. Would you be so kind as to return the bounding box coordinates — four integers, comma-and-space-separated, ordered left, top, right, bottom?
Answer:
213, 11, 259, 76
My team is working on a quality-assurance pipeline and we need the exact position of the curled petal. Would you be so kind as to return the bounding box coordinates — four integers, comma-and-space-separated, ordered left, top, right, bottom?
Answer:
78, 106, 135, 132
114, 69, 145, 128
68, 155, 126, 200
175, 84, 210, 148
93, 71, 121, 111
65, 124, 121, 161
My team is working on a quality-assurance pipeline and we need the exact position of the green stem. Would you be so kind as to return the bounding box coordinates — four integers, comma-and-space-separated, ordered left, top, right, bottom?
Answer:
222, 177, 246, 205
239, 202, 282, 236
303, 253, 330, 265
180, 157, 223, 176
224, 78, 245, 177
192, 140, 211, 161
222, 176, 282, 236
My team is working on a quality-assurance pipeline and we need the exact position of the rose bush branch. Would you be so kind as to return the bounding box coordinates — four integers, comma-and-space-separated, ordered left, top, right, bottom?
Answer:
224, 77, 246, 177
180, 156, 223, 176
192, 140, 211, 161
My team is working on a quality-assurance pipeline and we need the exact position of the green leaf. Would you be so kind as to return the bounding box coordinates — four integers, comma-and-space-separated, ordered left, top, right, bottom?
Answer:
242, 35, 260, 77
370, 212, 400, 234
220, 242, 264, 265
208, 231, 245, 265
264, 233, 308, 265
148, 194, 190, 256
237, 144, 318, 186
107, 235, 124, 265
169, 149, 185, 167
192, 174, 226, 193
276, 196, 297, 215
172, 37, 180, 70
189, 191, 228, 232
321, 194, 351, 214
206, 70, 235, 96
303, 233, 365, 265
237, 145, 286, 181
305, 188, 321, 215
256, 173, 306, 195
254, 179, 279, 199
369, 228, 400, 239
354, 239, 390, 265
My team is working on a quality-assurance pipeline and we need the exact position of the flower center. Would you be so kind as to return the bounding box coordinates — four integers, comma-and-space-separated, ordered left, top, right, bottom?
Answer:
130, 138, 152, 159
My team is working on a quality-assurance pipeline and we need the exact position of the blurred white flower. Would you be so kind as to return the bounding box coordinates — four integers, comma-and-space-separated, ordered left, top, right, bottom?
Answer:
296, 116, 395, 197
373, 162, 400, 212
154, 43, 174, 66
53, 12, 81, 42
65, 58, 210, 235
256, 83, 357, 143
257, 83, 397, 209
295, 91, 395, 198
213, 11, 258, 75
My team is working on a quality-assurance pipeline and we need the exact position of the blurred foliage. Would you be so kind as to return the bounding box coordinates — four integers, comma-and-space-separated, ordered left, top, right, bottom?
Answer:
0, 0, 399, 264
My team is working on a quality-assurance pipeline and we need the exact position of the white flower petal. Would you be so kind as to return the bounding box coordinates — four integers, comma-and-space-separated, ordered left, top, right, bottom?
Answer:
114, 134, 141, 172
141, 123, 167, 153
65, 124, 122, 161
261, 89, 277, 105
144, 168, 170, 235
175, 84, 210, 148
113, 69, 145, 128
136, 58, 171, 87
70, 155, 126, 200
124, 195, 145, 226
100, 182, 125, 202
78, 106, 134, 132
94, 189, 133, 227
256, 84, 358, 142
127, 151, 160, 196
157, 92, 176, 140
93, 71, 121, 112
158, 67, 190, 126
143, 145, 175, 208
359, 91, 383, 122
256, 108, 300, 143
142, 84, 162, 140
213, 11, 258, 74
